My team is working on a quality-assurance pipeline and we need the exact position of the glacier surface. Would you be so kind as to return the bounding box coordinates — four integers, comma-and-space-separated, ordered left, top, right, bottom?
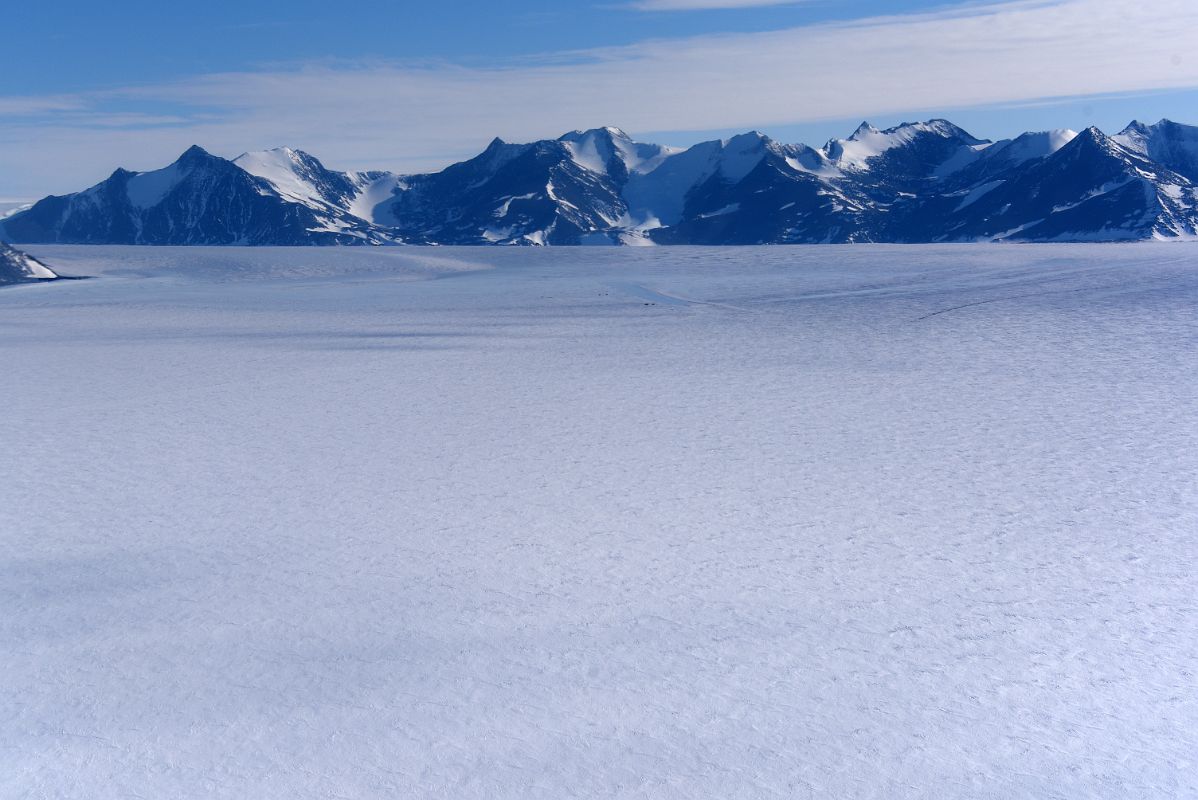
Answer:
2, 244, 1196, 798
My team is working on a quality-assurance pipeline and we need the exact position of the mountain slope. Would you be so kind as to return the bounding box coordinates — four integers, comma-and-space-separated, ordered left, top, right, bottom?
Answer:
825, 120, 991, 191
233, 147, 406, 230
385, 128, 683, 245
648, 133, 865, 244
882, 128, 1198, 242
4, 119, 1198, 246
3, 146, 393, 245
0, 241, 58, 284
1113, 119, 1198, 182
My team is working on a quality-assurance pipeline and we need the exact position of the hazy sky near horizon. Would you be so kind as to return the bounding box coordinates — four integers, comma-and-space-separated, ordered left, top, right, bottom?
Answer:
3, 0, 1198, 199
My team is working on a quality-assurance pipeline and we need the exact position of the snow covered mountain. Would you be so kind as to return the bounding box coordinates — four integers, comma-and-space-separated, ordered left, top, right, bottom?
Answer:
826, 119, 991, 191
387, 128, 652, 245
0, 241, 58, 284
646, 132, 864, 244
4, 119, 1197, 246
232, 147, 406, 233
1113, 119, 1198, 182
2, 146, 397, 245
882, 126, 1198, 241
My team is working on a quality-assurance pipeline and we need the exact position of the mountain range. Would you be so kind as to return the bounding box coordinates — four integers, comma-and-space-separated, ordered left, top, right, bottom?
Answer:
3, 119, 1197, 246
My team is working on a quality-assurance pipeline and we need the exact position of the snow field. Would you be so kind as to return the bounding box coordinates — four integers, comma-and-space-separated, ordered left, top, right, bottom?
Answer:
2, 244, 1196, 798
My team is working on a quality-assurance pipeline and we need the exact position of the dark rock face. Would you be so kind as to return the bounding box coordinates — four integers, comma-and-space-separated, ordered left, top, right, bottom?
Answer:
389, 136, 632, 245
3, 146, 387, 246
1114, 119, 1198, 182
4, 120, 1197, 246
882, 127, 1198, 242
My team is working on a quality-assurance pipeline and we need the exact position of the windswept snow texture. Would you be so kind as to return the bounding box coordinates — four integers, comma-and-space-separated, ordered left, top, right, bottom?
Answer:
3, 245, 1197, 799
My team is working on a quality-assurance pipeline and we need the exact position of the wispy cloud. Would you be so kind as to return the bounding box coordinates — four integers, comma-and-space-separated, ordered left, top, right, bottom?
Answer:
628, 0, 804, 9
3, 0, 1197, 197
0, 95, 88, 115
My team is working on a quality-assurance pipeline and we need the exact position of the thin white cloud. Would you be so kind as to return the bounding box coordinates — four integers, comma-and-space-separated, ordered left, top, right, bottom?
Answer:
3, 0, 1198, 197
0, 96, 87, 115
629, 0, 803, 9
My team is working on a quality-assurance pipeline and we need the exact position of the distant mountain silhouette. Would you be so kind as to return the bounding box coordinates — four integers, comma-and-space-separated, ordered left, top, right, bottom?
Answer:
5, 119, 1197, 245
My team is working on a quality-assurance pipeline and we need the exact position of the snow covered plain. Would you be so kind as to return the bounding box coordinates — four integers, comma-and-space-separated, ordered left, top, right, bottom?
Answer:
2, 244, 1196, 798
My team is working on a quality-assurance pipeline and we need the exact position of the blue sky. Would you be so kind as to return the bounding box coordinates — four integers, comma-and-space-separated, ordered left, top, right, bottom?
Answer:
9, 0, 957, 90
4, 0, 1198, 200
